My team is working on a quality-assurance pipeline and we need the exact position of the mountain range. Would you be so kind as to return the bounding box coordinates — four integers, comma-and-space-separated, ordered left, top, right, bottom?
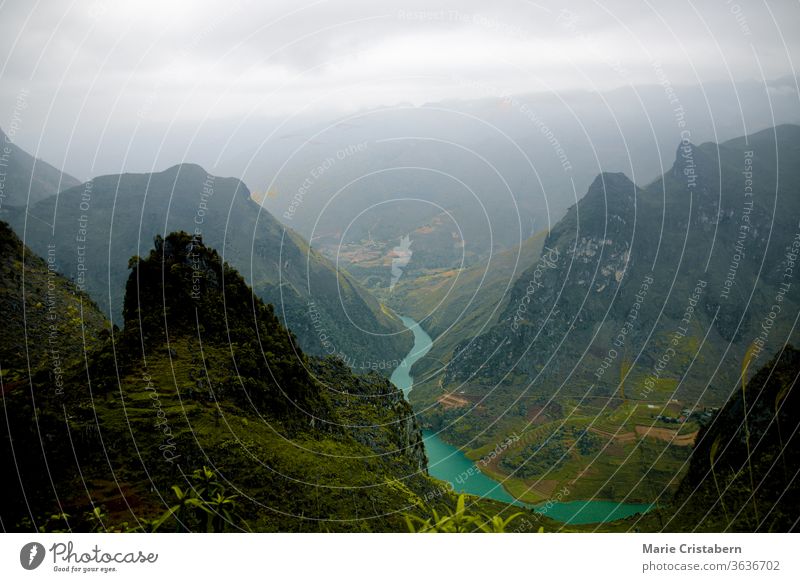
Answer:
0, 162, 411, 373
1, 121, 798, 532
411, 125, 800, 445
390, 125, 800, 523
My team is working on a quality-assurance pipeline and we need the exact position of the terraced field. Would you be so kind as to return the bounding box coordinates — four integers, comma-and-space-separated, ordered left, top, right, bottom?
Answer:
459, 397, 698, 506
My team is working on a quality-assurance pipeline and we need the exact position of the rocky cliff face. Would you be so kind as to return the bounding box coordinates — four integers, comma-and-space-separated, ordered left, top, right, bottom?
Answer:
313, 357, 428, 472
426, 126, 800, 449
444, 128, 800, 394
443, 172, 640, 387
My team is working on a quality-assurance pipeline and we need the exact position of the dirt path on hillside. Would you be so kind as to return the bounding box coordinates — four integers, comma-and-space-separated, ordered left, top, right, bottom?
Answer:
634, 425, 698, 446
589, 427, 637, 444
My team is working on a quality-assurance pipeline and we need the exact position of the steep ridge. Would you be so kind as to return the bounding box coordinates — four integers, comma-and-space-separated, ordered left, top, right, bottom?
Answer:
444, 170, 641, 389
1, 163, 411, 373
0, 232, 474, 532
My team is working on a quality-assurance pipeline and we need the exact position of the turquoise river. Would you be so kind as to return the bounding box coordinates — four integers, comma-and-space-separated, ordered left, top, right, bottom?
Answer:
390, 315, 652, 526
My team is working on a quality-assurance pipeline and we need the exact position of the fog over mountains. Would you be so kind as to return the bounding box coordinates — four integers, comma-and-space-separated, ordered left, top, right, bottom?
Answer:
252, 77, 800, 259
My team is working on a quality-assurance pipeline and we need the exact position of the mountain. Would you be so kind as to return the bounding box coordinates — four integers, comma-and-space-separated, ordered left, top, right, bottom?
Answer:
0, 128, 80, 208
0, 220, 107, 387
419, 125, 800, 427
1, 163, 411, 373
398, 126, 800, 510
0, 231, 524, 532
668, 345, 800, 532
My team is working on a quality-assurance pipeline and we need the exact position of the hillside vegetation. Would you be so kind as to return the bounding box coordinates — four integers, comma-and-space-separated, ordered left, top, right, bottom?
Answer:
0, 229, 523, 532
0, 221, 106, 386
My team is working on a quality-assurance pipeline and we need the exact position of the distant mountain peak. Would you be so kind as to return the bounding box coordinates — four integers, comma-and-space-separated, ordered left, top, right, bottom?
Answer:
160, 162, 210, 177
586, 171, 636, 195
668, 137, 723, 194
578, 171, 639, 219
157, 162, 252, 199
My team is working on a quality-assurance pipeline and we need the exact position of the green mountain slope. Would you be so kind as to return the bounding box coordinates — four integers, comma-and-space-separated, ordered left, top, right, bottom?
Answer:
0, 232, 524, 532
1, 163, 411, 372
0, 128, 80, 208
0, 220, 106, 386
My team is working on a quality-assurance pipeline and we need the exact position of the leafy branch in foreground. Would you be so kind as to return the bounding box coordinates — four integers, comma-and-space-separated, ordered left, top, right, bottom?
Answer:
739, 345, 760, 523
154, 466, 251, 532
31, 466, 250, 533
708, 434, 730, 524
404, 494, 527, 533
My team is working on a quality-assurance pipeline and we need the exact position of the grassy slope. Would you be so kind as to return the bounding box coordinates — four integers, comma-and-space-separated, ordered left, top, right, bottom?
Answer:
404, 233, 547, 409
0, 220, 107, 384
400, 232, 547, 340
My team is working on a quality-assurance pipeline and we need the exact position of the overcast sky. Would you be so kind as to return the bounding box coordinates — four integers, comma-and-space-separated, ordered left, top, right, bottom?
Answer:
1, 0, 798, 178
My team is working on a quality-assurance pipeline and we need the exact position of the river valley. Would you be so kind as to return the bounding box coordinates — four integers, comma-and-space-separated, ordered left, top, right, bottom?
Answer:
390, 315, 653, 525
